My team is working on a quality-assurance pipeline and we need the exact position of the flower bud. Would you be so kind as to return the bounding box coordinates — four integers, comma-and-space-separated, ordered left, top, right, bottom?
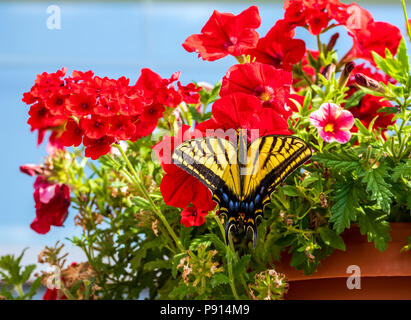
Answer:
355, 73, 386, 94
322, 63, 336, 80
338, 61, 355, 88
326, 33, 339, 52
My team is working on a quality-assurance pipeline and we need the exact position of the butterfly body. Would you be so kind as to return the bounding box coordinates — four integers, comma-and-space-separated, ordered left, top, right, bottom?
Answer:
172, 132, 311, 247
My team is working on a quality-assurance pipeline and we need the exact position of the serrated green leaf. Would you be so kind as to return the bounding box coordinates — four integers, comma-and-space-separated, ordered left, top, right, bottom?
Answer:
357, 211, 391, 252
312, 151, 362, 175
330, 181, 361, 234
360, 165, 393, 213
392, 159, 411, 181
210, 273, 230, 288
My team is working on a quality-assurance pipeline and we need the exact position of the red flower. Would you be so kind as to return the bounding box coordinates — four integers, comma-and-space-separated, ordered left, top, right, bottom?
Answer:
59, 119, 84, 147
307, 11, 329, 35
178, 82, 201, 105
220, 62, 293, 119
153, 125, 215, 211
66, 93, 96, 117
197, 93, 291, 142
81, 116, 109, 139
350, 95, 394, 131
44, 93, 67, 116
20, 164, 43, 177
46, 131, 65, 156
283, 0, 349, 35
345, 63, 395, 131
344, 5, 401, 64
247, 20, 305, 71
94, 97, 120, 117
84, 135, 115, 160
30, 177, 70, 234
180, 206, 209, 227
108, 116, 136, 140
182, 6, 261, 61
27, 102, 65, 131
140, 103, 166, 124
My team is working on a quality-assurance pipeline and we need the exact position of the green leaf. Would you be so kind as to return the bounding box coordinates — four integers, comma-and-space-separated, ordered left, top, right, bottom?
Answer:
360, 165, 393, 213
344, 90, 366, 109
318, 227, 346, 251
232, 254, 251, 277
130, 196, 151, 210
281, 185, 301, 197
396, 39, 410, 79
143, 259, 171, 271
357, 211, 391, 252
188, 105, 202, 123
312, 151, 362, 175
330, 181, 361, 234
377, 106, 400, 115
392, 159, 411, 182
210, 273, 230, 288
354, 118, 371, 136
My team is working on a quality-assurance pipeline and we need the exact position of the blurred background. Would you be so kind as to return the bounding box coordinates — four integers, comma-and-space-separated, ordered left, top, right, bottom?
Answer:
0, 0, 408, 293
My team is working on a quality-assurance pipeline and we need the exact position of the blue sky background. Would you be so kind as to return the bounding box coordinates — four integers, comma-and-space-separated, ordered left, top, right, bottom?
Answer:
0, 1, 407, 267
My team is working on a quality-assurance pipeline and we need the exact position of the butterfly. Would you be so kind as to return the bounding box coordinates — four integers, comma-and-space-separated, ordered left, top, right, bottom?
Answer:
171, 130, 311, 247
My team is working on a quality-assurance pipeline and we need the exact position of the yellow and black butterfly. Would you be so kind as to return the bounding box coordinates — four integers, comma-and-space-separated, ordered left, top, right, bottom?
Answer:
171, 130, 311, 247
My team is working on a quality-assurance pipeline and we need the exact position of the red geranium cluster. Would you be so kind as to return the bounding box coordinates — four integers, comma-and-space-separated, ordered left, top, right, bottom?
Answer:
23, 68, 201, 159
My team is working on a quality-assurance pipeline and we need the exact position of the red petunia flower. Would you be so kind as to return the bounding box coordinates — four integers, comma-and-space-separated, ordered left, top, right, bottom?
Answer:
153, 125, 215, 211
197, 93, 291, 142
220, 62, 293, 119
344, 5, 401, 64
83, 135, 115, 160
180, 206, 209, 227
247, 20, 305, 71
350, 95, 394, 132
345, 63, 395, 132
182, 6, 261, 61
30, 176, 70, 234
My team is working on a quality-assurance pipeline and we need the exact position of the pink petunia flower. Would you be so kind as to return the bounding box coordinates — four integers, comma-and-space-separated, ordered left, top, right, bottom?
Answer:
309, 103, 354, 143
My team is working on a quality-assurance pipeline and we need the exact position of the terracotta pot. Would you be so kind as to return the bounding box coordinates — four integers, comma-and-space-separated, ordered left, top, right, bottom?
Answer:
275, 222, 411, 300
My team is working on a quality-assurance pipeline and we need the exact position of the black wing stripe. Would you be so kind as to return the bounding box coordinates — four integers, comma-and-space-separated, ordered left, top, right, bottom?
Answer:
172, 148, 225, 192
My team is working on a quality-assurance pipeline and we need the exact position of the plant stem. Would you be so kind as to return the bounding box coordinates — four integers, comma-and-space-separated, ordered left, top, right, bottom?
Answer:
213, 215, 249, 299
113, 144, 189, 256
401, 0, 411, 41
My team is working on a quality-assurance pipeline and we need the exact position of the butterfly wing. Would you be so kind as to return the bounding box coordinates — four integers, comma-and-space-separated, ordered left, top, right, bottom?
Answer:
171, 136, 241, 212
241, 135, 312, 241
